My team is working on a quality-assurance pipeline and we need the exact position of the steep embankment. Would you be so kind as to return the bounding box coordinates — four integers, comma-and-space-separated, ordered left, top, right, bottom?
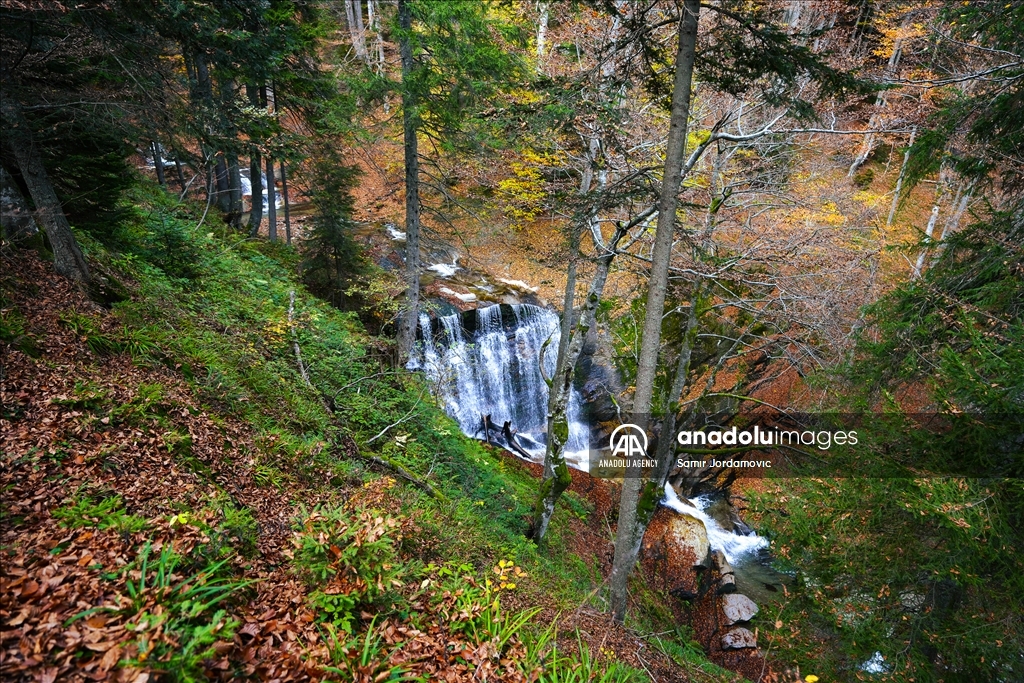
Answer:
1, 204, 744, 682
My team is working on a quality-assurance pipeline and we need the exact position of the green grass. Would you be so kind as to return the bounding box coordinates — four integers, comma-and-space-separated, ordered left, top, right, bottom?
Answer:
53, 492, 149, 534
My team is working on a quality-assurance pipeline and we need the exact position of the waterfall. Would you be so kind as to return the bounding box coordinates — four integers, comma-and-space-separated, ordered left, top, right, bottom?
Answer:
411, 304, 591, 468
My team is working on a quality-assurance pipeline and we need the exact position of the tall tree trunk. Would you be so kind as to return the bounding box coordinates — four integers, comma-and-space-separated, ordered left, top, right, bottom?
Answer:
260, 83, 276, 240
848, 26, 907, 177
151, 142, 166, 186
347, 0, 368, 63
227, 153, 242, 230
1, 96, 90, 283
281, 161, 292, 244
536, 2, 549, 66
912, 204, 940, 279
397, 0, 422, 362
531, 222, 628, 542
266, 156, 277, 241
532, 133, 604, 542
173, 155, 186, 195
368, 0, 386, 73
1, 164, 38, 241
609, 0, 700, 624
886, 127, 916, 228
248, 83, 264, 237
194, 53, 227, 212
215, 155, 231, 214
531, 9, 623, 544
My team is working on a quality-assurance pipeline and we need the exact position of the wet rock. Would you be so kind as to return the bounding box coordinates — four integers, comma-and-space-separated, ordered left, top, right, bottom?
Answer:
721, 593, 758, 625
641, 507, 710, 599
721, 627, 757, 650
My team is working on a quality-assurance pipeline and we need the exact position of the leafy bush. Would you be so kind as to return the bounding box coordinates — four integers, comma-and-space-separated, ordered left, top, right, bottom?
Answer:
293, 507, 405, 634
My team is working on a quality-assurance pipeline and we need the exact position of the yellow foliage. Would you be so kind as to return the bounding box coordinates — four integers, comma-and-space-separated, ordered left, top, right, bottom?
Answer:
496, 149, 565, 228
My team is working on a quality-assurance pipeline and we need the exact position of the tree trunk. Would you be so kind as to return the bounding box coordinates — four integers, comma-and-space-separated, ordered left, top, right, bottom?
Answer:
173, 155, 187, 195
368, 0, 386, 73
151, 142, 166, 186
227, 153, 242, 230
912, 204, 940, 279
347, 0, 368, 63
609, 0, 700, 624
537, 2, 549, 65
260, 84, 277, 241
886, 127, 916, 228
397, 0, 422, 363
1, 163, 38, 241
1, 95, 90, 283
266, 157, 277, 241
281, 161, 292, 244
531, 222, 628, 542
848, 27, 906, 177
214, 155, 231, 214
248, 83, 264, 237
532, 124, 609, 543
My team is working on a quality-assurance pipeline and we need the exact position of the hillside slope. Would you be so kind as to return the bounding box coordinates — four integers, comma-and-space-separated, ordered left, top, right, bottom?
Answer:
1, 201, 742, 682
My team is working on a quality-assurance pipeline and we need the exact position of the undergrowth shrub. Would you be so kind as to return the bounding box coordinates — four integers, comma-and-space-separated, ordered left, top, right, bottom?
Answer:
293, 507, 406, 635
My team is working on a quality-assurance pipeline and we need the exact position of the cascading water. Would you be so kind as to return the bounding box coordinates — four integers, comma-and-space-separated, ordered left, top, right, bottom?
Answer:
410, 304, 591, 468
661, 483, 769, 565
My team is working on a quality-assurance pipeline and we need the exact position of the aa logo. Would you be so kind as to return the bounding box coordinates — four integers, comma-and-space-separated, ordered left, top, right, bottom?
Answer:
609, 424, 648, 457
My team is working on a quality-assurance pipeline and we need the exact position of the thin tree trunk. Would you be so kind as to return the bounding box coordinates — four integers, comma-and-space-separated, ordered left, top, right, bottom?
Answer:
397, 0, 422, 362
531, 223, 628, 542
609, 0, 700, 624
532, 125, 607, 543
912, 204, 940, 279
249, 154, 263, 237
368, 0, 385, 73
848, 28, 906, 177
886, 127, 916, 228
248, 83, 263, 237
281, 161, 292, 244
194, 53, 227, 213
227, 153, 242, 230
931, 184, 973, 267
1, 95, 90, 283
151, 142, 166, 186
265, 157, 277, 241
537, 2, 549, 66
173, 155, 186, 195
354, 0, 368, 63
259, 84, 277, 241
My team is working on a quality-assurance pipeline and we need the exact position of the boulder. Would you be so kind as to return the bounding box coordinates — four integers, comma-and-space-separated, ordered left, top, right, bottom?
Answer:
721, 593, 758, 625
641, 507, 710, 599
721, 627, 758, 650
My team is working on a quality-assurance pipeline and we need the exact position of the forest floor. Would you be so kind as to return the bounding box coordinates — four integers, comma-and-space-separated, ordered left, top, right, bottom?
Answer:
1, 223, 747, 683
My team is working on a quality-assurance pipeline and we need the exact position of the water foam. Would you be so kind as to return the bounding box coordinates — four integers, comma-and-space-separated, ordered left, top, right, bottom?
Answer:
661, 483, 769, 565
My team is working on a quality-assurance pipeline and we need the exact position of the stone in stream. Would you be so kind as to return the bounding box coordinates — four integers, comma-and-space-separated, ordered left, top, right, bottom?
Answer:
720, 627, 758, 650
721, 593, 759, 625
640, 507, 710, 599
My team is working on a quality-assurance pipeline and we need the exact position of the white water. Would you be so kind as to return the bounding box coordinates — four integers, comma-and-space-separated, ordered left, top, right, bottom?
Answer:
662, 483, 769, 565
411, 304, 590, 467
385, 223, 406, 241
427, 261, 460, 277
